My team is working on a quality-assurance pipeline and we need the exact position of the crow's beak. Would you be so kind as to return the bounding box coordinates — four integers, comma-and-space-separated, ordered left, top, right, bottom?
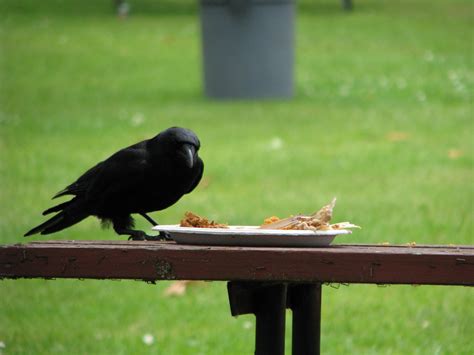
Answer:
182, 144, 195, 169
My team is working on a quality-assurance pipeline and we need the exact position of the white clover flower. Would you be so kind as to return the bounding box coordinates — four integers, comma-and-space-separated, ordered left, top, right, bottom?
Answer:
243, 321, 253, 329
423, 51, 435, 62
131, 112, 145, 127
416, 91, 427, 102
269, 137, 284, 151
142, 333, 154, 346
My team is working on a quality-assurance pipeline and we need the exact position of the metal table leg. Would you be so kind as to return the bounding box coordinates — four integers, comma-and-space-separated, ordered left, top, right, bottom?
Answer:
228, 282, 322, 355
228, 282, 287, 355
288, 283, 322, 355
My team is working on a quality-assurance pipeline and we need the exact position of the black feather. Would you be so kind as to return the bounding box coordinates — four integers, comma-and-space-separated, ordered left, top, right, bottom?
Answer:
24, 214, 65, 236
43, 200, 71, 215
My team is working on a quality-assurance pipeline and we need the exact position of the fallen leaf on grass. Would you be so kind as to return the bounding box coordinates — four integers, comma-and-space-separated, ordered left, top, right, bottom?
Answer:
164, 281, 189, 296
447, 149, 463, 159
164, 280, 204, 297
198, 176, 211, 189
386, 131, 410, 142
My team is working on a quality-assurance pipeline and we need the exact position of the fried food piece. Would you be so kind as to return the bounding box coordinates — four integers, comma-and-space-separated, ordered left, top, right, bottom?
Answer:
310, 198, 336, 226
260, 198, 360, 231
180, 211, 228, 228
262, 216, 281, 225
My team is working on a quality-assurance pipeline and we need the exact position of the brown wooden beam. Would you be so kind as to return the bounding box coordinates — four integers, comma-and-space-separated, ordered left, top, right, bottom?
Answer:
1, 241, 473, 285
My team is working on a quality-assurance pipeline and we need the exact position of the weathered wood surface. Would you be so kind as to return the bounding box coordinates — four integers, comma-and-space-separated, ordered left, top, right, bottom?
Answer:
1, 241, 473, 285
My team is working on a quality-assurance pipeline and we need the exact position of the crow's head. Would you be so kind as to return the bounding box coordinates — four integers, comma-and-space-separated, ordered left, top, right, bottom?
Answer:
150, 127, 201, 168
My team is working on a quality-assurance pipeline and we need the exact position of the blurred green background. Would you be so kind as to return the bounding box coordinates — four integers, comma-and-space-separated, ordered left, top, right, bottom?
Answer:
1, 0, 473, 354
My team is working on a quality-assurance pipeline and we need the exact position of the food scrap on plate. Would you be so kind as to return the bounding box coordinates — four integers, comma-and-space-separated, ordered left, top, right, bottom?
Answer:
260, 198, 360, 231
180, 211, 228, 228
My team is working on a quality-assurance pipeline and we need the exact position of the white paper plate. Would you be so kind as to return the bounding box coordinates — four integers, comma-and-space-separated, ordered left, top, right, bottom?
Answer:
152, 225, 351, 247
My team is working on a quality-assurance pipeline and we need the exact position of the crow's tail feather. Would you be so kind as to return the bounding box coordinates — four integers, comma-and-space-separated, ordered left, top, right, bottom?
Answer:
24, 214, 65, 236
24, 199, 89, 236
43, 201, 71, 215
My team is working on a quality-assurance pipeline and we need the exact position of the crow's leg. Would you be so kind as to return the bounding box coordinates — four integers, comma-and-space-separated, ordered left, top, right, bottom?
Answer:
140, 213, 158, 226
112, 215, 168, 241
139, 213, 172, 241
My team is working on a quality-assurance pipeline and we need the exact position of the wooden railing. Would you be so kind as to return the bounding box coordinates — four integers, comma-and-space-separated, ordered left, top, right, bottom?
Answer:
1, 241, 473, 354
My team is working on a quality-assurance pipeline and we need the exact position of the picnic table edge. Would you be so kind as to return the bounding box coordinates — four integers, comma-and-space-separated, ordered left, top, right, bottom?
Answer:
1, 241, 473, 286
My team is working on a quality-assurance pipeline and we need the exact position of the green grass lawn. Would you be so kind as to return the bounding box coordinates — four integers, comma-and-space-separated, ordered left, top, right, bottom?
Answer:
1, 0, 473, 353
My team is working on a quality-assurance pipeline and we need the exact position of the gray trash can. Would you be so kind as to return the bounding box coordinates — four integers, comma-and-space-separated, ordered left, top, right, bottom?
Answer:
200, 0, 295, 99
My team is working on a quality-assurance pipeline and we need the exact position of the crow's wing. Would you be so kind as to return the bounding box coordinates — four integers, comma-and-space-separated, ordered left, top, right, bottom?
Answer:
53, 162, 104, 199
85, 146, 149, 201
53, 141, 147, 200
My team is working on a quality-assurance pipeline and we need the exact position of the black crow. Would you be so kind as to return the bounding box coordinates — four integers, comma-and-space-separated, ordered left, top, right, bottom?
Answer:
25, 127, 204, 240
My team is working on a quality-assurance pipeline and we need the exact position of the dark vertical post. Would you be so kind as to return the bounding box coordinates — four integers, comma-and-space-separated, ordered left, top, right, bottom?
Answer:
227, 282, 287, 355
254, 284, 287, 355
289, 283, 322, 355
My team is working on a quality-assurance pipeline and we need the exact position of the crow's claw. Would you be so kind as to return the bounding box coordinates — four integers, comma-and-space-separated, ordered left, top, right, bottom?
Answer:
127, 230, 172, 241
127, 230, 149, 241
159, 231, 172, 241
